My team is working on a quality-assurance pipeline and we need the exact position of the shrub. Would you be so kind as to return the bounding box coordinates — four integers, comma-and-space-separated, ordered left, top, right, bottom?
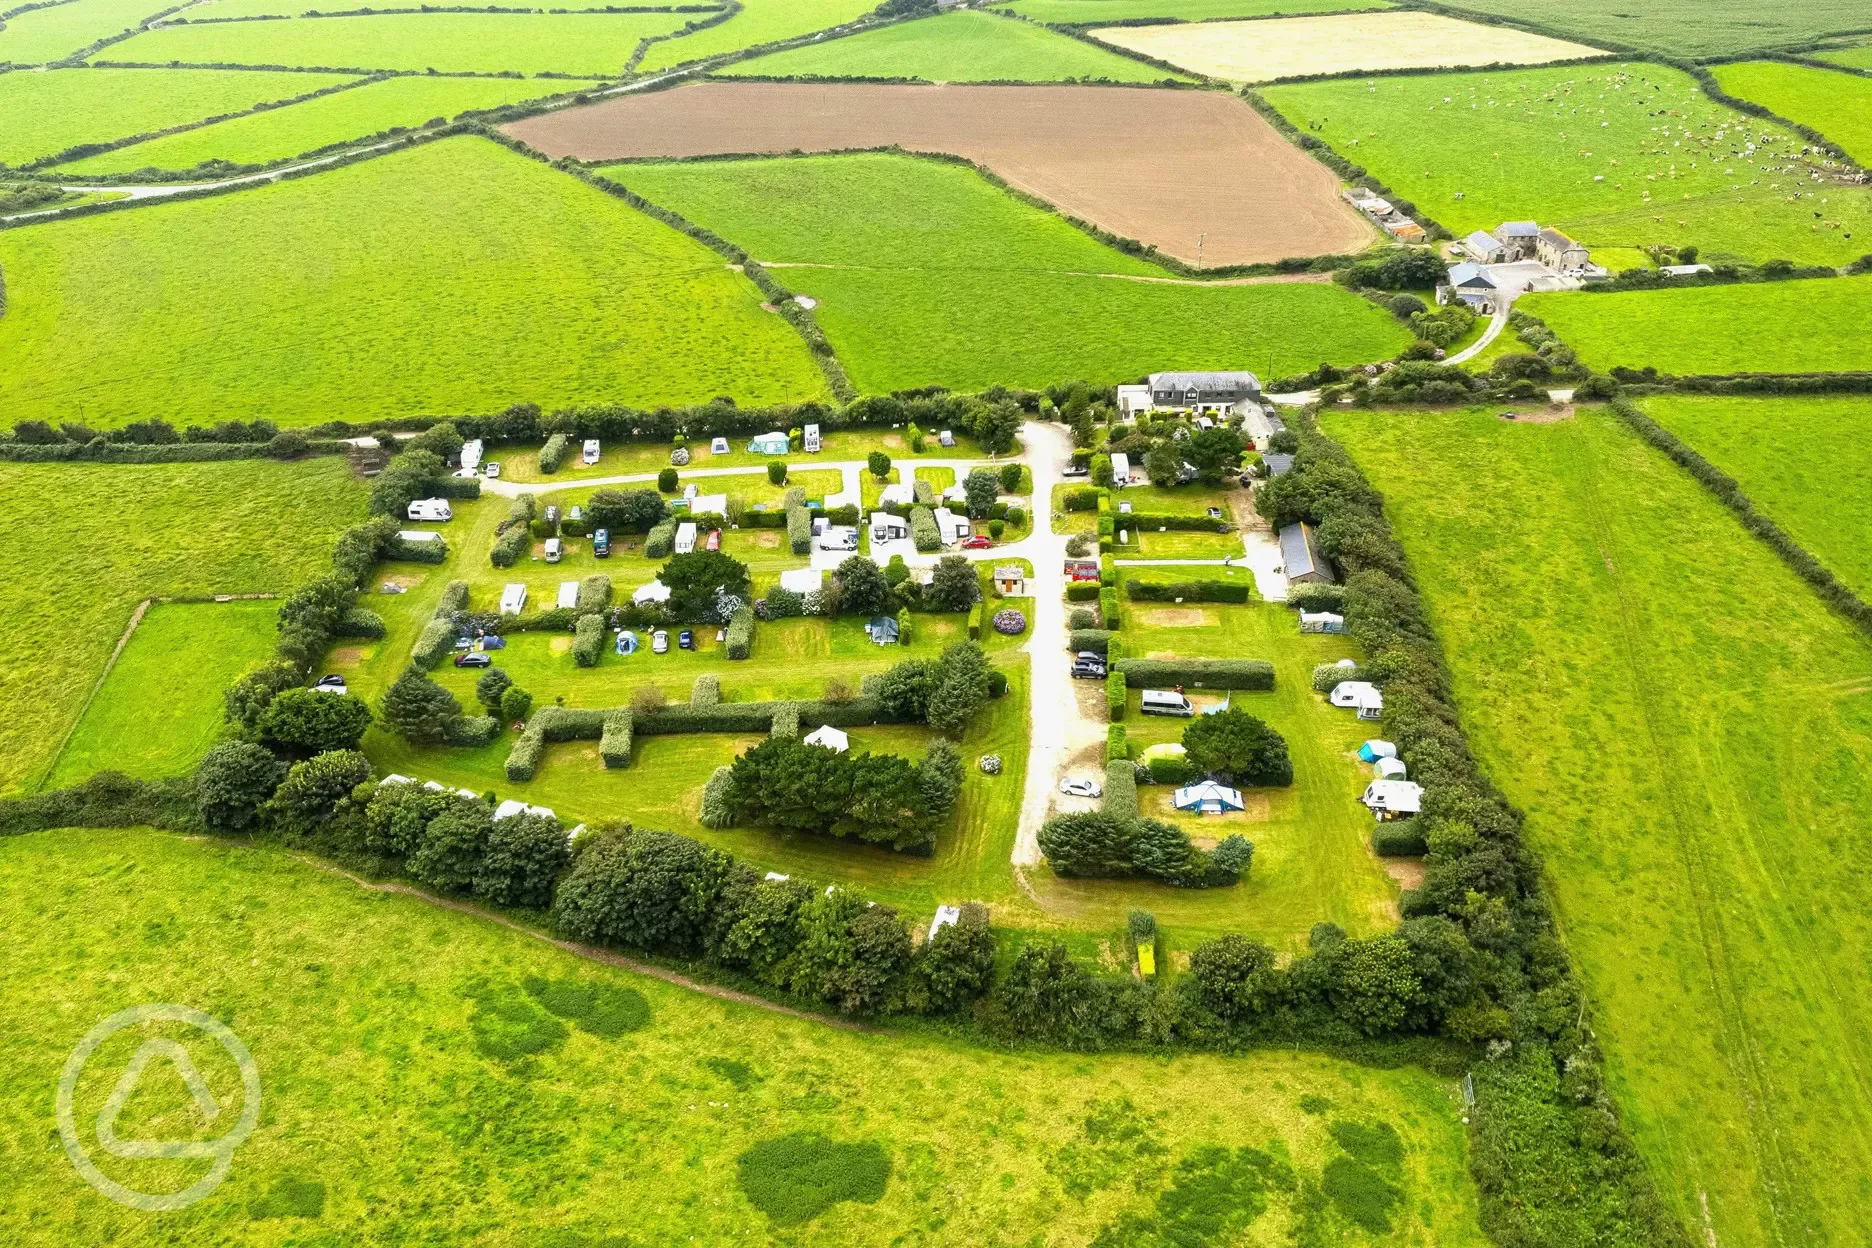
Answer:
911, 479, 935, 507
490, 524, 529, 568
1373, 821, 1428, 856
699, 766, 737, 828
1126, 580, 1251, 604
967, 603, 983, 639
987, 517, 1007, 541
1099, 587, 1121, 630
767, 460, 788, 485
992, 609, 1026, 635
1106, 669, 1127, 720
1038, 811, 1134, 877
599, 709, 633, 768
691, 674, 721, 707
867, 450, 891, 479
1146, 754, 1193, 785
336, 606, 387, 639
1069, 628, 1113, 655
499, 684, 533, 723
763, 587, 804, 619
1065, 582, 1099, 602
259, 687, 373, 754
410, 618, 458, 669
269, 749, 371, 835
1006, 505, 1026, 528
572, 614, 605, 667
1312, 662, 1363, 693
1287, 582, 1348, 613
1128, 909, 1157, 943
1068, 608, 1097, 630
645, 520, 678, 560
477, 665, 514, 712
658, 467, 678, 492
1114, 659, 1275, 691
1062, 487, 1099, 512
910, 506, 941, 552
195, 741, 284, 831
1107, 724, 1127, 764
539, 433, 571, 474
1104, 759, 1139, 819
576, 575, 612, 615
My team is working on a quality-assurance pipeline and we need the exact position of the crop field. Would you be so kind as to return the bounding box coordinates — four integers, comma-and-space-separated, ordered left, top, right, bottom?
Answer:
1090, 11, 1604, 82
0, 827, 1487, 1245
635, 0, 877, 71
1711, 61, 1872, 167
1644, 394, 1872, 598
0, 66, 353, 169
188, 0, 678, 14
0, 459, 365, 798
998, 0, 1389, 23
45, 600, 278, 788
1323, 404, 1872, 1248
1263, 63, 1872, 266
100, 11, 688, 75
505, 81, 1375, 267
1816, 42, 1872, 72
1520, 276, 1872, 375
0, 0, 167, 63
0, 137, 828, 428
610, 152, 1410, 390
1435, 0, 1872, 58
718, 10, 1186, 83
57, 74, 601, 175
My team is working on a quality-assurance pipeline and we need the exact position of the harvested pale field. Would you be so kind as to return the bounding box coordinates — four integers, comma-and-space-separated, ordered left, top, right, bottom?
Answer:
503, 82, 1373, 266
1090, 12, 1604, 82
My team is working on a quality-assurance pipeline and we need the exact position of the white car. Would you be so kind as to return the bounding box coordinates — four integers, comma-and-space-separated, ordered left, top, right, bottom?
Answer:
652, 630, 670, 654
451, 467, 478, 479
1059, 777, 1103, 799
484, 461, 502, 479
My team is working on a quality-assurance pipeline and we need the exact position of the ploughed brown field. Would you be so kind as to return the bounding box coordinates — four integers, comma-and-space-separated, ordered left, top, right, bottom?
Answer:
503, 82, 1374, 266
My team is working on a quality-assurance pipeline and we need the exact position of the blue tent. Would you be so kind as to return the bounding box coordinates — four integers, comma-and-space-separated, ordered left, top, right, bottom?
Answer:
1357, 739, 1397, 764
616, 630, 639, 656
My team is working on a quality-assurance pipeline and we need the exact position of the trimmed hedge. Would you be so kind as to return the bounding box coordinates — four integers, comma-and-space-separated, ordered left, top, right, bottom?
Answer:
506, 706, 607, 780
1146, 755, 1193, 785
1373, 820, 1428, 856
436, 579, 470, 616
967, 603, 983, 639
912, 478, 935, 506
1106, 669, 1127, 719
1126, 580, 1250, 604
411, 618, 455, 669
1287, 582, 1347, 613
572, 613, 605, 667
1070, 628, 1114, 656
910, 506, 941, 552
645, 520, 677, 560
336, 606, 386, 639
1114, 659, 1274, 690
599, 709, 633, 769
538, 433, 571, 473
770, 702, 800, 737
1126, 513, 1229, 533
785, 496, 812, 555
576, 575, 612, 615
691, 674, 721, 707
447, 714, 501, 747
386, 532, 448, 563
1107, 723, 1128, 764
491, 525, 529, 568
1103, 759, 1139, 819
1066, 582, 1100, 602
1099, 587, 1121, 629
699, 765, 736, 828
1061, 486, 1099, 512
725, 607, 754, 660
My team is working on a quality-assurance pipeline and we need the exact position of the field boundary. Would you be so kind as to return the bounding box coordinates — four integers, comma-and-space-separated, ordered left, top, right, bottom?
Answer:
154, 3, 727, 26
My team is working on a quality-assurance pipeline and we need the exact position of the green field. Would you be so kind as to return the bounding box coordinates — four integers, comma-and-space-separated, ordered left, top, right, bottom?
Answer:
637, 0, 879, 70
997, 0, 1388, 22
0, 825, 1487, 1245
58, 73, 600, 174
0, 66, 353, 169
1816, 42, 1872, 71
1521, 276, 1872, 375
1433, 0, 1872, 57
0, 0, 167, 63
188, 0, 684, 14
1263, 63, 1872, 265
1644, 393, 1872, 598
1712, 60, 1872, 167
1323, 404, 1872, 1248
0, 137, 828, 428
718, 10, 1187, 82
100, 11, 687, 74
607, 152, 1413, 392
46, 600, 279, 788
0, 459, 366, 797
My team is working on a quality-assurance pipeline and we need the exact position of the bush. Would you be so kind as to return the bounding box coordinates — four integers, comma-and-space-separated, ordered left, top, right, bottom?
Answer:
259, 687, 373, 754
490, 524, 529, 568
1128, 909, 1157, 943
446, 714, 502, 747
336, 606, 387, 639
767, 460, 788, 485
499, 684, 533, 723
986, 667, 1007, 698
1114, 659, 1275, 691
196, 741, 284, 831
1107, 724, 1127, 764
1106, 669, 1127, 719
476, 811, 569, 909
410, 618, 457, 669
785, 497, 812, 555
1069, 628, 1113, 655
967, 603, 983, 639
479, 668, 515, 713
1065, 582, 1100, 602
572, 613, 605, 667
645, 520, 677, 560
408, 797, 490, 893
699, 766, 737, 828
1287, 582, 1348, 613
911, 479, 935, 507
988, 519, 1005, 539
991, 609, 1026, 635
910, 506, 941, 552
1104, 759, 1138, 818
1068, 608, 1098, 631
539, 433, 571, 474
1182, 708, 1293, 786
1146, 754, 1193, 785
1126, 580, 1251, 604
867, 450, 891, 479
1062, 487, 1099, 512
576, 575, 612, 615
1373, 822, 1428, 856
658, 467, 678, 492
269, 749, 371, 835
1099, 587, 1121, 630
691, 674, 721, 707
599, 709, 633, 768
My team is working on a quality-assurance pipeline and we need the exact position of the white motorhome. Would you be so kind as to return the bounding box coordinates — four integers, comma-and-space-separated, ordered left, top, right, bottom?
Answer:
544, 538, 563, 563
1140, 690, 1195, 717
674, 522, 698, 554
582, 439, 601, 465
459, 439, 484, 471
407, 498, 452, 522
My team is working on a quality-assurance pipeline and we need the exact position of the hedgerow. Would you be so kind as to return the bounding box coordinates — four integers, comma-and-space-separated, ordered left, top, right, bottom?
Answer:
1099, 587, 1121, 629
1103, 759, 1138, 820
910, 505, 941, 552
1114, 659, 1274, 691
1070, 628, 1113, 655
538, 433, 571, 473
690, 674, 721, 707
1105, 669, 1127, 719
1126, 580, 1250, 603
644, 519, 677, 560
725, 607, 755, 659
576, 575, 612, 615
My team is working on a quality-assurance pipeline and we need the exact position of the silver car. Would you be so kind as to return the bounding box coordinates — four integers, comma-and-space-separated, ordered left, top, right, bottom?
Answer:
1059, 777, 1103, 799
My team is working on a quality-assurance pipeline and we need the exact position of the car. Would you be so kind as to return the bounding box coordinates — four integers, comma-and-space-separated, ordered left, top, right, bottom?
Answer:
678, 630, 695, 650
313, 674, 348, 694
652, 630, 669, 654
1062, 465, 1089, 479
961, 535, 993, 550
454, 652, 492, 668
1060, 777, 1103, 799
451, 467, 478, 479
705, 529, 721, 552
593, 528, 611, 557
1071, 658, 1106, 679
484, 461, 501, 479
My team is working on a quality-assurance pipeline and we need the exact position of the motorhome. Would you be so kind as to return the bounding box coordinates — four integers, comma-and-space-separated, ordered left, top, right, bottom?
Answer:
544, 537, 563, 563
582, 439, 600, 465
1140, 690, 1195, 717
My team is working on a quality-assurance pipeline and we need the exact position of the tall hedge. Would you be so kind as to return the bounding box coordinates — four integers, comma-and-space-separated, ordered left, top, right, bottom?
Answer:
572, 613, 605, 667
725, 607, 755, 659
1103, 759, 1138, 819
1099, 586, 1122, 629
910, 506, 941, 552
1069, 628, 1114, 655
599, 709, 633, 768
576, 575, 612, 615
411, 618, 455, 669
1114, 659, 1274, 690
1106, 669, 1127, 719
691, 674, 721, 707
538, 433, 571, 473
645, 520, 677, 560
785, 497, 812, 555
1126, 580, 1250, 603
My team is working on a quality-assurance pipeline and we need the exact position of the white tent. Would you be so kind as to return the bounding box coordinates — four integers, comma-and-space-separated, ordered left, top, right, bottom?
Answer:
1172, 781, 1246, 815
803, 724, 849, 753
1375, 756, 1409, 780
632, 580, 670, 605
779, 567, 824, 594
710, 436, 730, 454
928, 904, 961, 941
494, 800, 557, 821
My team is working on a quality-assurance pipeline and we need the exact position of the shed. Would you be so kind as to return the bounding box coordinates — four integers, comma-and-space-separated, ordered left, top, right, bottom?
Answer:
1356, 739, 1397, 763
499, 583, 528, 615
1299, 611, 1345, 634
616, 629, 639, 655
1173, 781, 1246, 815
1109, 452, 1132, 485
710, 436, 730, 455
804, 724, 849, 753
632, 580, 670, 605
557, 580, 579, 610
778, 567, 823, 594
929, 904, 960, 941
1279, 522, 1334, 585
1375, 756, 1409, 780
866, 615, 900, 645
1359, 779, 1422, 819
1330, 680, 1384, 720
802, 422, 821, 452
993, 565, 1025, 595
674, 522, 698, 555
747, 431, 789, 456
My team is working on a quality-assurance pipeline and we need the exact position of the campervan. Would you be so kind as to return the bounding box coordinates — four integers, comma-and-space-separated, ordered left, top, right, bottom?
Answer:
407, 498, 452, 522
582, 439, 601, 465
1140, 690, 1195, 717
544, 538, 563, 563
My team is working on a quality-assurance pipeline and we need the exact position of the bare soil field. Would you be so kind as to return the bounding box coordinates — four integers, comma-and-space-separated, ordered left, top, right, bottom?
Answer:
1090, 12, 1605, 82
504, 82, 1373, 265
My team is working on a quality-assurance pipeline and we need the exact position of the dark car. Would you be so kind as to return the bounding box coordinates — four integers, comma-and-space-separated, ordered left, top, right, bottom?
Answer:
678, 630, 696, 651
1071, 652, 1107, 679
593, 528, 611, 558
454, 652, 492, 668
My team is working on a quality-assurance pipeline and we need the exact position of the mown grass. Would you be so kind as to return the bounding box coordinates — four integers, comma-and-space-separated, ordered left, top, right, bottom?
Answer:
636, 0, 877, 70
1520, 275, 1872, 375
1710, 60, 1872, 167
1322, 403, 1872, 1248
0, 826, 1487, 1244
0, 459, 366, 797
608, 152, 1412, 392
0, 137, 828, 429
58, 74, 601, 175
0, 0, 169, 63
1644, 393, 1872, 597
0, 66, 353, 169
46, 600, 279, 788
1815, 42, 1872, 72
1419, 0, 1870, 57
100, 11, 688, 74
997, 0, 1387, 22
497, 427, 986, 483
717, 10, 1189, 82
1263, 63, 1872, 265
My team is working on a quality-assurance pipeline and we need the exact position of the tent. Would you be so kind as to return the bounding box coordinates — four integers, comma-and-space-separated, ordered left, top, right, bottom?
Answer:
632, 580, 671, 605
1357, 739, 1397, 763
710, 436, 730, 454
616, 630, 639, 656
928, 904, 960, 941
1172, 781, 1246, 815
494, 799, 557, 821
779, 567, 824, 594
1375, 756, 1409, 780
747, 431, 789, 455
804, 724, 849, 753
866, 615, 900, 645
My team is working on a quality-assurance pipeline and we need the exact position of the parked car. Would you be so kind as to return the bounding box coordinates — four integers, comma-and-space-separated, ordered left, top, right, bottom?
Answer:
313, 674, 348, 694
1063, 465, 1090, 479
1071, 653, 1106, 679
652, 630, 669, 654
705, 529, 721, 552
1060, 777, 1103, 799
593, 528, 611, 557
454, 652, 492, 668
484, 461, 501, 479
451, 467, 479, 479
961, 535, 993, 550
678, 630, 696, 650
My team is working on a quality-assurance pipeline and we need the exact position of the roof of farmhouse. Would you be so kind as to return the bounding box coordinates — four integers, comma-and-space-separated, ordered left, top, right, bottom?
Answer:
1147, 371, 1261, 391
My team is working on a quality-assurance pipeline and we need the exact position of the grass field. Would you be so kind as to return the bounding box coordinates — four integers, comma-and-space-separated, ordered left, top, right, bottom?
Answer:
1092, 11, 1603, 82
187, 0, 677, 13
998, 0, 1388, 23
607, 152, 1412, 391
0, 459, 365, 797
0, 137, 828, 429
1520, 276, 1872, 375
1712, 60, 1872, 166
498, 428, 985, 484
0, 0, 167, 63
718, 10, 1188, 82
100, 11, 688, 75
0, 66, 353, 169
1816, 42, 1872, 72
636, 0, 877, 71
1323, 403, 1872, 1248
57, 74, 600, 175
0, 826, 1487, 1245
1433, 0, 1872, 57
1644, 394, 1872, 598
1263, 63, 1872, 265
45, 600, 279, 788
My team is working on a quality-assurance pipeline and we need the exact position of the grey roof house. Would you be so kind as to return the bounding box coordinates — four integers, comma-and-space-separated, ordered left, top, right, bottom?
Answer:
1278, 522, 1334, 585
1146, 371, 1262, 411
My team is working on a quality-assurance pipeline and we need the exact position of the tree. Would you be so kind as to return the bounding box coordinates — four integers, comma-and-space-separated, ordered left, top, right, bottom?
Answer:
1184, 427, 1246, 485
834, 555, 891, 616
767, 460, 787, 485
925, 555, 977, 612
874, 658, 936, 721
380, 666, 465, 744
729, 736, 852, 833
475, 667, 513, 711
363, 780, 447, 857
867, 450, 891, 479
552, 827, 732, 955
268, 749, 371, 835
1038, 811, 1135, 877
586, 488, 667, 533
1143, 444, 1180, 487
1321, 934, 1424, 1036
883, 553, 910, 586
973, 399, 1023, 455
277, 574, 356, 639
258, 687, 373, 754
908, 902, 995, 1014
998, 462, 1022, 493
195, 741, 284, 831
1181, 708, 1293, 786
1188, 934, 1280, 1022
715, 874, 813, 980
925, 642, 991, 735
790, 890, 911, 1014
839, 751, 928, 850
499, 684, 533, 722
657, 467, 678, 492
225, 660, 302, 738
963, 468, 999, 519
475, 811, 570, 908
659, 550, 751, 621
408, 797, 491, 894
917, 740, 964, 828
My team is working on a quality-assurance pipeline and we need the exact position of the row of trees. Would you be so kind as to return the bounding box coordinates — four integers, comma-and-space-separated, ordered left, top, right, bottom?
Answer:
1039, 812, 1252, 887
869, 643, 995, 736
724, 736, 962, 852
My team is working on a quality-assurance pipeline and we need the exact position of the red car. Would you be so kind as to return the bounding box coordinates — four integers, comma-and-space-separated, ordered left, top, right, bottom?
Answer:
961, 535, 993, 550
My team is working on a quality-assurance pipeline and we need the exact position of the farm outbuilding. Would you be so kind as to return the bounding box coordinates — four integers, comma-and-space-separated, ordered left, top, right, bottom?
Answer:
1462, 230, 1514, 264
1279, 522, 1334, 584
804, 724, 849, 752
747, 431, 789, 455
1146, 370, 1261, 413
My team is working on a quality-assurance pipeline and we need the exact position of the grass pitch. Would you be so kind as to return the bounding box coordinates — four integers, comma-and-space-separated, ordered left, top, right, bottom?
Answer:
0, 137, 828, 428
718, 10, 1188, 82
0, 826, 1488, 1245
1263, 63, 1872, 265
1520, 276, 1872, 376
637, 0, 880, 71
998, 0, 1389, 22
1324, 403, 1872, 1248
606, 152, 1411, 391
1711, 60, 1872, 167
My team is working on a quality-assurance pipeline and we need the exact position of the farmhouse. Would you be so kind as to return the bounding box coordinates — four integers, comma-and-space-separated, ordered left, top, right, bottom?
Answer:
1330, 680, 1384, 720
1359, 779, 1422, 820
1173, 781, 1246, 815
1492, 220, 1540, 258
1278, 521, 1333, 584
1438, 261, 1500, 313
803, 724, 849, 752
747, 431, 789, 455
994, 565, 1025, 595
1461, 229, 1515, 264
1536, 226, 1590, 272
1145, 370, 1262, 414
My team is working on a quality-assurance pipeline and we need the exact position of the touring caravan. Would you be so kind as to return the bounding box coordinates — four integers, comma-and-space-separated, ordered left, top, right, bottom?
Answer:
407, 498, 452, 522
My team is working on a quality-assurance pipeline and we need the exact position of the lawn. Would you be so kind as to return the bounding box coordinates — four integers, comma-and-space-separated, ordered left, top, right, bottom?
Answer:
998, 0, 1389, 22
1322, 403, 1872, 1248
99, 11, 688, 74
1520, 276, 1872, 376
636, 0, 878, 71
1262, 63, 1872, 266
45, 600, 279, 788
0, 137, 828, 429
717, 10, 1189, 83
0, 458, 366, 797
57, 74, 602, 175
0, 66, 353, 169
1644, 393, 1872, 598
0, 0, 169, 63
0, 825, 1488, 1245
1710, 60, 1872, 167
1427, 0, 1871, 57
607, 152, 1413, 392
